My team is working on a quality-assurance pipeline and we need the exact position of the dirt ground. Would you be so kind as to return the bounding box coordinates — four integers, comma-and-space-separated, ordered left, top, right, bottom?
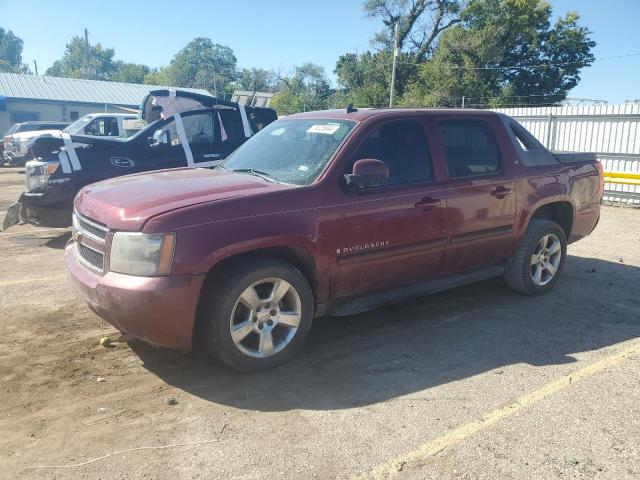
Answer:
1, 166, 639, 480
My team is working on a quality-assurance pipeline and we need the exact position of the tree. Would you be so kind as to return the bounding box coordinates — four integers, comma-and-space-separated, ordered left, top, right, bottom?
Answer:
0, 28, 30, 73
364, 0, 463, 62
334, 1, 461, 106
237, 67, 276, 93
111, 61, 150, 84
161, 38, 238, 96
143, 67, 172, 86
271, 63, 332, 115
46, 36, 116, 80
402, 0, 595, 107
334, 51, 417, 107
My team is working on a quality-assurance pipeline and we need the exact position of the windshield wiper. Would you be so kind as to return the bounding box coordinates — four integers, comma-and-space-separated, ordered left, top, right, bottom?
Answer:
232, 168, 276, 183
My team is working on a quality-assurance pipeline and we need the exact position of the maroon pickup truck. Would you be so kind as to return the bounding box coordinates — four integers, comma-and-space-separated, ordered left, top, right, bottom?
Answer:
66, 108, 603, 371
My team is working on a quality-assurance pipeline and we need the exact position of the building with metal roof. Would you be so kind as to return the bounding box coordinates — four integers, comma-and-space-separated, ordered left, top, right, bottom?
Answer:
231, 90, 274, 108
0, 72, 210, 133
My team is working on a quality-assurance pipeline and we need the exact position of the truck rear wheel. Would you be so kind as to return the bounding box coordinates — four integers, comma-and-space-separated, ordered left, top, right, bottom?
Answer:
504, 219, 567, 295
199, 259, 314, 372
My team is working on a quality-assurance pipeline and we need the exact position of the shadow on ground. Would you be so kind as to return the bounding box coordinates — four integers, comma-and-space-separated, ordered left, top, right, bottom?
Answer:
131, 255, 640, 411
45, 231, 71, 250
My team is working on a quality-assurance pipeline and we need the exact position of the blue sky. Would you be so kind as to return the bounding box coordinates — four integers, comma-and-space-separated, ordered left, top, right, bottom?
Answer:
1, 0, 639, 103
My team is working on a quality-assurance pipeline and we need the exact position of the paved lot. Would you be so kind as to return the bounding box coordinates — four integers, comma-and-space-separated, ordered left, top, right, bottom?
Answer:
1, 166, 639, 479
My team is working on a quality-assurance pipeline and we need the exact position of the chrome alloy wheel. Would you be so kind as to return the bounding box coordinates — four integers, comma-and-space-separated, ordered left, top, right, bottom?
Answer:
229, 278, 302, 358
530, 233, 562, 286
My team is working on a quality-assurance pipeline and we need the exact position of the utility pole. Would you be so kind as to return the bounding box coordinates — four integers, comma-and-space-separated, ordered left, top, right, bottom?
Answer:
84, 28, 89, 77
461, 96, 465, 108
33, 60, 38, 75
389, 22, 400, 108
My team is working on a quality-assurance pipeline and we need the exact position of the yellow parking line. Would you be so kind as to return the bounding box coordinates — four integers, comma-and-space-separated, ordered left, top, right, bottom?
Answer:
0, 275, 67, 287
356, 341, 640, 480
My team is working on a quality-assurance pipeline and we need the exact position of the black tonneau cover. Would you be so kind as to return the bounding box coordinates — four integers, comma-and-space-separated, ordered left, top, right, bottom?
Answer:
552, 152, 597, 164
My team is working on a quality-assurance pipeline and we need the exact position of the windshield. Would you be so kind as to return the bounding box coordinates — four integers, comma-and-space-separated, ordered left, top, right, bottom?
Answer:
223, 119, 356, 185
63, 116, 94, 134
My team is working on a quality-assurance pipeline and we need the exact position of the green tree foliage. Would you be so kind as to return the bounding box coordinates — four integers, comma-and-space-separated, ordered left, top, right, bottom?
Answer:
402, 0, 595, 107
46, 36, 117, 80
0, 28, 30, 73
143, 67, 172, 86
111, 61, 150, 84
334, 51, 417, 107
336, 1, 462, 106
158, 38, 238, 96
364, 0, 462, 61
271, 63, 332, 115
238, 67, 276, 92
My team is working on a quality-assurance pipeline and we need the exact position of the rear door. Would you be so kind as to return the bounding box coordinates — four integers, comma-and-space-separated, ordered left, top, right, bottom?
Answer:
329, 117, 447, 299
146, 110, 219, 169
436, 116, 516, 273
214, 108, 247, 160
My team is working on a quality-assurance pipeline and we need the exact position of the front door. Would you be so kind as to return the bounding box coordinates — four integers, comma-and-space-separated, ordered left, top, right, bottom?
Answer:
436, 117, 516, 273
329, 118, 447, 299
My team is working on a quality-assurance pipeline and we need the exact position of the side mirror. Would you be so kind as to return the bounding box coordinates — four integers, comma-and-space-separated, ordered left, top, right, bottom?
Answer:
344, 159, 389, 189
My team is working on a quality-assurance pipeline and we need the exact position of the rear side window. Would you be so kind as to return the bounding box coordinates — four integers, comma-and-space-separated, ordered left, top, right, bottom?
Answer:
438, 119, 501, 178
216, 109, 244, 144
508, 120, 558, 167
353, 119, 433, 185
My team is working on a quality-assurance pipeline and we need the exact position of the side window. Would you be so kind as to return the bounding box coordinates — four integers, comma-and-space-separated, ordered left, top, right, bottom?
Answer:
152, 120, 180, 146
216, 109, 244, 144
152, 112, 215, 147
85, 117, 119, 136
353, 119, 433, 185
510, 125, 536, 151
182, 112, 215, 146
438, 120, 501, 177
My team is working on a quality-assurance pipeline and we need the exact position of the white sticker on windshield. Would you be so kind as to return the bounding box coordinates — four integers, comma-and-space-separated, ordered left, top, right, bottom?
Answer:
270, 127, 286, 136
298, 165, 309, 172
307, 124, 340, 135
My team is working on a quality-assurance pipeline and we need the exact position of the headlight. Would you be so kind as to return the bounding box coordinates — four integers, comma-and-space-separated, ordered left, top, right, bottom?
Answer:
109, 232, 175, 276
17, 138, 29, 153
25, 160, 59, 192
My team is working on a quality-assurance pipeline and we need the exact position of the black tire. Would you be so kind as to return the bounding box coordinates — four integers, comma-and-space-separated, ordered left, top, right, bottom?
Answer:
504, 219, 567, 295
199, 258, 314, 372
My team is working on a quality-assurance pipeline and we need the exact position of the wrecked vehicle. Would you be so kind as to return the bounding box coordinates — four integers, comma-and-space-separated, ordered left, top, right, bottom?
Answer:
66, 107, 603, 371
2, 89, 277, 230
3, 121, 70, 165
3, 113, 138, 167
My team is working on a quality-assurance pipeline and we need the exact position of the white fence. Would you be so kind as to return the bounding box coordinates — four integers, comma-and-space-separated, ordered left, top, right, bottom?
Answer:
494, 104, 640, 204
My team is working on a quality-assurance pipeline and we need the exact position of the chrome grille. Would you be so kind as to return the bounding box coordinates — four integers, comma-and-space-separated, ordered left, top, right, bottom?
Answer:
76, 214, 108, 241
77, 243, 104, 270
73, 212, 108, 273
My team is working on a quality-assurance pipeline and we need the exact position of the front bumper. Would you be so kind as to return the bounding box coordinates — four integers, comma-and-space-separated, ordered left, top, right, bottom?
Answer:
17, 190, 73, 228
65, 242, 206, 350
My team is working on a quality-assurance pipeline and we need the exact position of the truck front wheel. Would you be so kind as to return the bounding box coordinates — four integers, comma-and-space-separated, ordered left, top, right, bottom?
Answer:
504, 219, 567, 295
199, 259, 314, 371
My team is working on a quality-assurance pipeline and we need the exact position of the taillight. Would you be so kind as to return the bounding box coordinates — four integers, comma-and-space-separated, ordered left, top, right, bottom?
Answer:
595, 160, 605, 200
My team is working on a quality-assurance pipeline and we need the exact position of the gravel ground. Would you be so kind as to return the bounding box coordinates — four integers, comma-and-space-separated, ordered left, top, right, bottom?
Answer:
0, 167, 639, 479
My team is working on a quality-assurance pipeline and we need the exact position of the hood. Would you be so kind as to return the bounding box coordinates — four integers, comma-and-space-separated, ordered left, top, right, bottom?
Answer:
75, 168, 290, 231
14, 129, 63, 141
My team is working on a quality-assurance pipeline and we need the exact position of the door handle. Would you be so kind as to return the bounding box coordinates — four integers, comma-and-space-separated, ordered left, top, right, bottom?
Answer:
415, 197, 442, 209
491, 186, 512, 199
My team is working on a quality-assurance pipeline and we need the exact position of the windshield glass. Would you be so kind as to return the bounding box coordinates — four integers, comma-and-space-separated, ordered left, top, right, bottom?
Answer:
63, 116, 94, 134
223, 119, 356, 185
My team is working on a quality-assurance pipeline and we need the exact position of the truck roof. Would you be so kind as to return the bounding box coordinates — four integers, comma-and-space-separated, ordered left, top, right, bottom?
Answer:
288, 108, 501, 122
